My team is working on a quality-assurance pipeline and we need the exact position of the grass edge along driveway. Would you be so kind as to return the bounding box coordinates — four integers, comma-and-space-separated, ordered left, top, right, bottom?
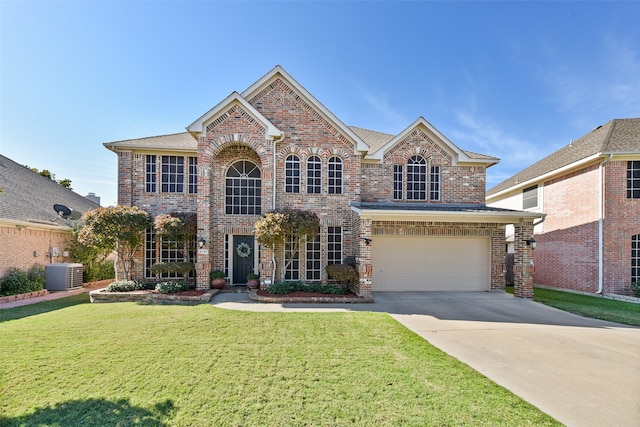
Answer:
0, 296, 559, 426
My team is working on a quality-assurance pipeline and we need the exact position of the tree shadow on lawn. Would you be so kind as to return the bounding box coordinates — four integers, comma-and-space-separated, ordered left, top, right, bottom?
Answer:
0, 294, 90, 323
1, 398, 175, 427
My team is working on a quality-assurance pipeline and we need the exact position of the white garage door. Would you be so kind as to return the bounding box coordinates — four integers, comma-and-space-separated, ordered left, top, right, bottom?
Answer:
371, 236, 490, 291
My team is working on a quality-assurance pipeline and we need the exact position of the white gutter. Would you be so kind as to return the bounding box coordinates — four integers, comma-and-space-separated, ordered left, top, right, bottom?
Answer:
597, 153, 614, 293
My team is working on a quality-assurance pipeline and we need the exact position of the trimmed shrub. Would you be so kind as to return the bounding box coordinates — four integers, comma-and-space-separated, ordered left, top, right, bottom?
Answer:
0, 265, 45, 296
134, 281, 157, 291
105, 280, 137, 292
85, 260, 115, 282
632, 282, 640, 298
325, 264, 359, 286
155, 281, 189, 294
265, 281, 348, 295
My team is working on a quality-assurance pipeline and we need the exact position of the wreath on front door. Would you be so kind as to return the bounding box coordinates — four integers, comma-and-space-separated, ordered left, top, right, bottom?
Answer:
236, 242, 252, 258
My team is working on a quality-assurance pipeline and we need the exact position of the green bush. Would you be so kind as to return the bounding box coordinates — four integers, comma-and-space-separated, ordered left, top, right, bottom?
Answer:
84, 260, 115, 282
150, 262, 194, 277
105, 280, 137, 292
0, 265, 45, 296
155, 281, 189, 294
265, 281, 348, 295
632, 282, 640, 298
134, 281, 157, 291
325, 264, 358, 286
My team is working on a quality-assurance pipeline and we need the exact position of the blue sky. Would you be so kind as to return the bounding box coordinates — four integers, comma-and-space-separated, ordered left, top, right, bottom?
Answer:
2, 1, 639, 207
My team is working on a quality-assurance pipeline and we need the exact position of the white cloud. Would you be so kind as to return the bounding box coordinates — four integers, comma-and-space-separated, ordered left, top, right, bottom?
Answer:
349, 80, 407, 131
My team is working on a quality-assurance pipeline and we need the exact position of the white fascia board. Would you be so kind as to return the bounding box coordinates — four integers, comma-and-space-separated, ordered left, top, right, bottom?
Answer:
364, 117, 476, 163
186, 91, 282, 139
1, 218, 68, 230
241, 65, 370, 154
350, 206, 544, 224
486, 153, 604, 202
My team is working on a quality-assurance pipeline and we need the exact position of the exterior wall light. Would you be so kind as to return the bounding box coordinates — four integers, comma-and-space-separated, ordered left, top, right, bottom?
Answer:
525, 238, 537, 250
198, 237, 206, 249
361, 237, 372, 246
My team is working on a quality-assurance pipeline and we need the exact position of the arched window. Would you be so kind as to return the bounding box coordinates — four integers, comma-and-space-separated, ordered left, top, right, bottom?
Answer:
225, 161, 261, 215
328, 156, 343, 194
307, 155, 321, 194
407, 155, 426, 200
285, 155, 300, 193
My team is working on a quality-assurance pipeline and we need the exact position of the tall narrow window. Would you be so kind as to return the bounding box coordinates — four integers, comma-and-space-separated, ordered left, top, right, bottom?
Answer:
328, 156, 343, 194
307, 155, 321, 194
523, 185, 538, 209
407, 156, 427, 200
628, 161, 640, 199
188, 156, 197, 194
327, 226, 342, 265
306, 232, 321, 282
632, 235, 640, 283
393, 165, 403, 200
225, 161, 261, 215
162, 155, 184, 193
430, 166, 440, 200
285, 234, 300, 281
145, 155, 156, 193
144, 227, 156, 279
285, 155, 300, 193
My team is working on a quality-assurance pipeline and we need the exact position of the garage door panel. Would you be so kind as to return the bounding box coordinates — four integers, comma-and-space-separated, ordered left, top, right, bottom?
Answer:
372, 236, 490, 291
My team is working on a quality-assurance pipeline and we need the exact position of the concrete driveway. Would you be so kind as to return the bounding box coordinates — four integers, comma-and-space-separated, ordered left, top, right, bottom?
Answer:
211, 291, 640, 427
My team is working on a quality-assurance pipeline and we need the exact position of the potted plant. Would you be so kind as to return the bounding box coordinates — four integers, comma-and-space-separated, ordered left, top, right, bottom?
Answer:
210, 270, 226, 289
246, 273, 260, 289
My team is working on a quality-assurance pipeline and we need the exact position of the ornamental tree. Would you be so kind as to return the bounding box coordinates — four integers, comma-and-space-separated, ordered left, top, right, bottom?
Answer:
153, 212, 197, 284
254, 208, 320, 283
78, 206, 152, 280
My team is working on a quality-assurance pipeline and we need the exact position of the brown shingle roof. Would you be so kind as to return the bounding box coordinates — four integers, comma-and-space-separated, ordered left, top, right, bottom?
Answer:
103, 132, 197, 152
487, 118, 640, 197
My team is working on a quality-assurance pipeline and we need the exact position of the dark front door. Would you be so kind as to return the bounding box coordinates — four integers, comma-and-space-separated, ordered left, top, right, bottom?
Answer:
233, 235, 255, 284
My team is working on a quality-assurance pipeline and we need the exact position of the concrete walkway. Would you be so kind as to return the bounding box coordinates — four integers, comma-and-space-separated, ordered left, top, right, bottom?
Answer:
210, 291, 640, 427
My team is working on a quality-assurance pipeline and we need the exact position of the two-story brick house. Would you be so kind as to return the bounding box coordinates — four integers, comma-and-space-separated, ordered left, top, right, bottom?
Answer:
105, 66, 542, 298
487, 118, 640, 296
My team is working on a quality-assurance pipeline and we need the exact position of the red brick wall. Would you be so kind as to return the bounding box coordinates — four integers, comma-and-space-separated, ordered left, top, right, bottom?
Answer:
0, 225, 73, 274
603, 161, 640, 295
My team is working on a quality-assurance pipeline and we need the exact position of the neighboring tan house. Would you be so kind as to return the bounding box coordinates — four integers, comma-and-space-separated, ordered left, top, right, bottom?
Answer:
487, 118, 640, 296
0, 155, 101, 274
104, 65, 542, 298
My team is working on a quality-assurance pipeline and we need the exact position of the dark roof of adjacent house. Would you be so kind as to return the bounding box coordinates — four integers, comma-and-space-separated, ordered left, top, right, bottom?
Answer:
487, 118, 640, 197
0, 155, 100, 227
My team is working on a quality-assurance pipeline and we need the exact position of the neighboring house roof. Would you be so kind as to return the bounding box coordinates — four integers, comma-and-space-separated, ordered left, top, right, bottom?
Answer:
487, 118, 640, 198
0, 155, 100, 228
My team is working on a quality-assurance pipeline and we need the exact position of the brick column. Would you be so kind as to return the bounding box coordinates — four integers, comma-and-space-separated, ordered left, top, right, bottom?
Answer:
196, 141, 213, 290
514, 220, 534, 298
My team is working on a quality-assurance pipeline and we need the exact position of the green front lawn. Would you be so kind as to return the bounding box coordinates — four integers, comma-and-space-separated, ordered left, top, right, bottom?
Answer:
0, 297, 558, 426
533, 287, 640, 327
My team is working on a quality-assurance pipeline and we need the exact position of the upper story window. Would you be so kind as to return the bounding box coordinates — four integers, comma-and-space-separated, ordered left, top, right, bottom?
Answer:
188, 156, 197, 194
393, 165, 403, 200
628, 161, 640, 199
407, 156, 427, 200
523, 185, 538, 209
285, 155, 300, 193
307, 155, 321, 194
225, 161, 261, 215
328, 156, 343, 194
161, 156, 184, 193
145, 155, 156, 193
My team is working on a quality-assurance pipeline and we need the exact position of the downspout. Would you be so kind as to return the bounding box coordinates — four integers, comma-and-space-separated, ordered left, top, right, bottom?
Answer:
597, 153, 614, 294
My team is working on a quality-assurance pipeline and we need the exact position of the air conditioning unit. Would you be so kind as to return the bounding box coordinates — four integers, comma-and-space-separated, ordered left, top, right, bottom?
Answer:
45, 263, 83, 291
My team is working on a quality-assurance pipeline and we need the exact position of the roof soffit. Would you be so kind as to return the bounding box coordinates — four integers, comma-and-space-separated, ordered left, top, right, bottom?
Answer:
240, 65, 370, 153
186, 91, 282, 139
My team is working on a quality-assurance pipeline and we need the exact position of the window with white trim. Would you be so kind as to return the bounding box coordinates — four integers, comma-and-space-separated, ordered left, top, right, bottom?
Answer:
225, 161, 261, 215
161, 155, 184, 193
145, 155, 156, 193
393, 165, 403, 200
628, 161, 640, 199
328, 156, 343, 194
306, 232, 321, 282
407, 156, 427, 200
430, 166, 440, 201
285, 155, 300, 193
327, 226, 342, 265
307, 155, 321, 194
523, 185, 538, 210
188, 156, 197, 194
632, 235, 640, 284
285, 234, 300, 281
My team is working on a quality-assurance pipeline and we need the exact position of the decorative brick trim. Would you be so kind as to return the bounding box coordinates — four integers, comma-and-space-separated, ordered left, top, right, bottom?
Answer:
90, 288, 217, 304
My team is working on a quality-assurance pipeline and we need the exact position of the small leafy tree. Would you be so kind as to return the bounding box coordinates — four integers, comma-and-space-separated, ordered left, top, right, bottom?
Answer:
254, 208, 319, 283
67, 225, 114, 282
78, 206, 152, 280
